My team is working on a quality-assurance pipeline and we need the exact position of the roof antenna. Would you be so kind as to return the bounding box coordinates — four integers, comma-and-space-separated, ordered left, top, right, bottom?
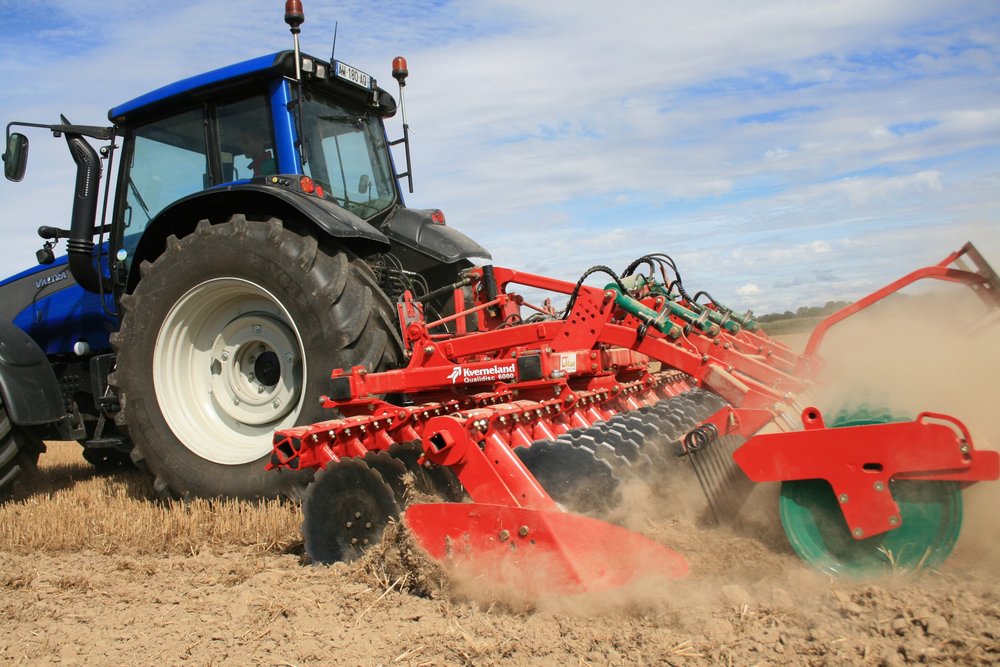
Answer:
330, 21, 339, 63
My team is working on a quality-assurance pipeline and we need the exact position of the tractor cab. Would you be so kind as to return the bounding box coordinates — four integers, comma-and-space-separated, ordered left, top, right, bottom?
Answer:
107, 50, 404, 277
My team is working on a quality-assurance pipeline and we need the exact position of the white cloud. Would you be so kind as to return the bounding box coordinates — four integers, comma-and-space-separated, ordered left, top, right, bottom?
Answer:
0, 0, 998, 316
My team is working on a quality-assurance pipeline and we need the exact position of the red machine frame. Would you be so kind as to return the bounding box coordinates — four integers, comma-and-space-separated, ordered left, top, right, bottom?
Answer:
269, 243, 999, 592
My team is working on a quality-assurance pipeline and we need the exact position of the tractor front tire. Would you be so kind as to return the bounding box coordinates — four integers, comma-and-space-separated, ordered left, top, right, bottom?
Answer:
113, 216, 401, 499
0, 397, 43, 499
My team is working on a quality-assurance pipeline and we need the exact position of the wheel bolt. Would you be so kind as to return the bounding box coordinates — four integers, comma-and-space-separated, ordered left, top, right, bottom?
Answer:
355, 512, 361, 519
364, 522, 372, 529
351, 537, 358, 545
254, 325, 261, 334
346, 521, 353, 528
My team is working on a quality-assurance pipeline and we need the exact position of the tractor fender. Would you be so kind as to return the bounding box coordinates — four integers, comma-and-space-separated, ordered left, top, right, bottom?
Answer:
126, 185, 391, 291
383, 207, 492, 265
0, 320, 65, 426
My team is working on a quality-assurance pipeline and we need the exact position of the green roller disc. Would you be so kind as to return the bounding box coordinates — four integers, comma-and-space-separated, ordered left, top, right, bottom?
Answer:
778, 409, 964, 577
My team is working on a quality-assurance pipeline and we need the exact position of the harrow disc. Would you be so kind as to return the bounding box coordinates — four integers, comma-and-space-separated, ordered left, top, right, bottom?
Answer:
387, 441, 464, 502
780, 480, 962, 577
516, 440, 619, 514
302, 457, 401, 563
779, 410, 963, 576
362, 450, 409, 506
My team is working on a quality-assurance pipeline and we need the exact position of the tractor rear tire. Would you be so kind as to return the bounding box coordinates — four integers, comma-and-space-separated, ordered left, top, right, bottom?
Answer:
0, 398, 43, 499
113, 216, 402, 500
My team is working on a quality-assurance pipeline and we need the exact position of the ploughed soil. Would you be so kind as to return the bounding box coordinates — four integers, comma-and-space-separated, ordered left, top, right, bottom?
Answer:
1, 479, 998, 666
2, 300, 999, 665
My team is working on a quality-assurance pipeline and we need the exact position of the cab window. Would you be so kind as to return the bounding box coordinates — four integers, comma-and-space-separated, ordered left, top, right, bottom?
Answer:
216, 95, 276, 180
121, 108, 207, 267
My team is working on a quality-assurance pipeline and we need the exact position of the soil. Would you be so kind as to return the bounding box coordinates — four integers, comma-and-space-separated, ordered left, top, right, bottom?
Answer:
2, 297, 999, 665
0, 498, 997, 665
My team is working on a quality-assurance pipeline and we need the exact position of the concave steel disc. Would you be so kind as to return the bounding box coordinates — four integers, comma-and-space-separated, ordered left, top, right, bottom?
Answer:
302, 457, 401, 563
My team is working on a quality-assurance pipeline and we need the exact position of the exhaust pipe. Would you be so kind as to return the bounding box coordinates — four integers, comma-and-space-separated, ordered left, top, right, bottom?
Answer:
62, 119, 107, 294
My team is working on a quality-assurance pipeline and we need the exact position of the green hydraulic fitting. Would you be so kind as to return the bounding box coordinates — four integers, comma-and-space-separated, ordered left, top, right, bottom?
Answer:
606, 283, 720, 338
625, 274, 760, 334
685, 301, 742, 334
725, 308, 760, 332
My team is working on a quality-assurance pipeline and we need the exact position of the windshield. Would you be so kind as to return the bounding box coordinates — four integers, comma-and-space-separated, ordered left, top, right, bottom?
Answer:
301, 91, 397, 219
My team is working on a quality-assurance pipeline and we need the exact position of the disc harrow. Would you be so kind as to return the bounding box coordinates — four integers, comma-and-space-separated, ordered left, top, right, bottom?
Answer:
269, 242, 1000, 594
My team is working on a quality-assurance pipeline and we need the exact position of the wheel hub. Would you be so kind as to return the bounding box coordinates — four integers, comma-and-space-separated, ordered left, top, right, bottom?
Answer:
209, 314, 298, 426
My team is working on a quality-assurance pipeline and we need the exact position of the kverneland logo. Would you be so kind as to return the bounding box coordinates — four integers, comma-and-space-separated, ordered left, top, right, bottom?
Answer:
447, 362, 516, 384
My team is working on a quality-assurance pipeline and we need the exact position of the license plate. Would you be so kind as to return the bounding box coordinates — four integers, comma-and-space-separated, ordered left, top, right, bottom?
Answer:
333, 61, 371, 90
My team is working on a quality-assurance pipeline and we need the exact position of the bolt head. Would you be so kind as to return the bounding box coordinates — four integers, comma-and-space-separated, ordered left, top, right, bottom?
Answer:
221, 351, 230, 361
518, 525, 530, 537
498, 529, 510, 542
253, 325, 262, 334
888, 515, 899, 526
838, 493, 849, 504
852, 527, 864, 537
873, 481, 885, 491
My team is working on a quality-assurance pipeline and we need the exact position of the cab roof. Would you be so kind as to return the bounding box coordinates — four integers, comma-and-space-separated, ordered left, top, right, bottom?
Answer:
108, 51, 395, 125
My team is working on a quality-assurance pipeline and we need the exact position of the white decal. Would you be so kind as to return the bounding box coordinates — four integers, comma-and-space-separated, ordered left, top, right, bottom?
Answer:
560, 353, 577, 374
35, 270, 68, 289
449, 362, 517, 384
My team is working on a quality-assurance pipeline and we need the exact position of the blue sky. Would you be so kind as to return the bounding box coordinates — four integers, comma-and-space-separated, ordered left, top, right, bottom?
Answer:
1, 0, 997, 314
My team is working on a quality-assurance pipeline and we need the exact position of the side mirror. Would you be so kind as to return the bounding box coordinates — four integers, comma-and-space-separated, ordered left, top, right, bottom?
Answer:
3, 132, 28, 182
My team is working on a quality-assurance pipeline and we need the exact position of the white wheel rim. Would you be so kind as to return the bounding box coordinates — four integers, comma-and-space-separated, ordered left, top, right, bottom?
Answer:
153, 278, 307, 465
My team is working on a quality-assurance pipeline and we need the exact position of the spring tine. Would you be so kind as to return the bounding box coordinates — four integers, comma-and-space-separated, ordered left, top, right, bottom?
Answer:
688, 445, 722, 523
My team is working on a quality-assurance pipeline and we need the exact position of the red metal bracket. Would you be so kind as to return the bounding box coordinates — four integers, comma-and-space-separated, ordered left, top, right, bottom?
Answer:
732, 408, 1000, 538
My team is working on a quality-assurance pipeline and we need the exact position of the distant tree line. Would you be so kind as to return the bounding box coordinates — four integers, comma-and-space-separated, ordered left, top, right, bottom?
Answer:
755, 300, 851, 323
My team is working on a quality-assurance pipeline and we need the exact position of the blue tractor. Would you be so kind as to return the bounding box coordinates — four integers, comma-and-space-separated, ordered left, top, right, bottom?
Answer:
0, 5, 488, 498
